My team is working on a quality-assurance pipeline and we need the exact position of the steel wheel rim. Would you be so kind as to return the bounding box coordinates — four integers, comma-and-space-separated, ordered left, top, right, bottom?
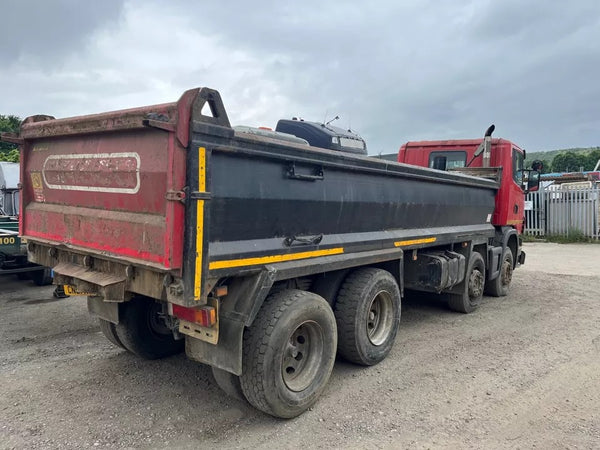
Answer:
147, 302, 171, 336
501, 258, 513, 287
282, 320, 324, 392
468, 268, 484, 304
366, 290, 394, 346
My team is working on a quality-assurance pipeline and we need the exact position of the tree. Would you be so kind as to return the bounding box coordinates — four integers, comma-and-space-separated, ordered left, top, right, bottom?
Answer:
538, 159, 551, 174
0, 114, 22, 162
586, 148, 600, 170
552, 152, 588, 172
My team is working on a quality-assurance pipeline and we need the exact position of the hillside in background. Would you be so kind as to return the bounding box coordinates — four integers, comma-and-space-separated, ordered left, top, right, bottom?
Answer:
525, 147, 600, 173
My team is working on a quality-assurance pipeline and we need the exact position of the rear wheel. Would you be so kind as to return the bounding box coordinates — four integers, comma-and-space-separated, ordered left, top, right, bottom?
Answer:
334, 268, 401, 366
98, 318, 126, 350
114, 296, 184, 359
448, 252, 485, 313
485, 248, 514, 297
32, 268, 53, 286
240, 289, 337, 418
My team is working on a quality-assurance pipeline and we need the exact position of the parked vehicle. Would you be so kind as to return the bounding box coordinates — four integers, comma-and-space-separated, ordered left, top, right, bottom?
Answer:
2, 89, 538, 418
0, 162, 20, 216
275, 117, 367, 154
397, 125, 540, 236
0, 162, 52, 283
384, 125, 541, 296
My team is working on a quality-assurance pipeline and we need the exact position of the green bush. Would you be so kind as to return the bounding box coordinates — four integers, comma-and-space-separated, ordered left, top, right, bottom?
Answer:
0, 149, 19, 162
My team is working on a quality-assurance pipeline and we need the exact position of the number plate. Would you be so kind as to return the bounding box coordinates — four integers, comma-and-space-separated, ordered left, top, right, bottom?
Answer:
63, 285, 95, 296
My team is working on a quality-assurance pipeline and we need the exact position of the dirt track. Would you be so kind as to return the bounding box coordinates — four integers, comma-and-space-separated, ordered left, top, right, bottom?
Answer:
1, 242, 599, 449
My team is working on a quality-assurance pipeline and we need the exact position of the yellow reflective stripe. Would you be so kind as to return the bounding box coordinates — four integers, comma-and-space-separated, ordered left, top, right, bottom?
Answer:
198, 146, 206, 191
209, 247, 344, 270
506, 219, 522, 225
394, 237, 437, 247
194, 147, 207, 300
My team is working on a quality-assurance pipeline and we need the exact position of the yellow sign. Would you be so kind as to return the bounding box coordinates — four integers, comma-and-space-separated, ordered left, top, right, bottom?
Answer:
31, 172, 43, 189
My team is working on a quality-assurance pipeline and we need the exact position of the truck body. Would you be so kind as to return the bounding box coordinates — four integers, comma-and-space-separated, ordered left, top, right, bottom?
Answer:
2, 88, 536, 418
398, 137, 529, 234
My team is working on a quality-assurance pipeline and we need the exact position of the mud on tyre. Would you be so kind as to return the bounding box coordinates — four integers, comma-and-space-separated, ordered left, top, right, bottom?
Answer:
240, 289, 337, 418
114, 296, 184, 359
447, 252, 485, 313
334, 268, 401, 366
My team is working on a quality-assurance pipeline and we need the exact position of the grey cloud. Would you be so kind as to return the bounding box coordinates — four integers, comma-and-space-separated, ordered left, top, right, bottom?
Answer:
1, 0, 599, 155
0, 0, 125, 64
186, 0, 600, 152
471, 0, 599, 42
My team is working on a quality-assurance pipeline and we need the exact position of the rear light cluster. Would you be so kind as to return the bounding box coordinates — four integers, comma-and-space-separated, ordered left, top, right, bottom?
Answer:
172, 304, 216, 327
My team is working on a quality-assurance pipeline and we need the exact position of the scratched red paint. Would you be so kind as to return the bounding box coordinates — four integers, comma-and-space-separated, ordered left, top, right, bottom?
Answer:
19, 89, 199, 272
43, 154, 139, 190
26, 229, 167, 265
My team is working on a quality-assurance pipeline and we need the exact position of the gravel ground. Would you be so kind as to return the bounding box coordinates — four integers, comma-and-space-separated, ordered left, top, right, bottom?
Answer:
0, 242, 599, 449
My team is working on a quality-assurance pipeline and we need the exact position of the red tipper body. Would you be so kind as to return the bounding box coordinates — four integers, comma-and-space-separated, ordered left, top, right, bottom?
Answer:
398, 138, 526, 233
19, 89, 199, 272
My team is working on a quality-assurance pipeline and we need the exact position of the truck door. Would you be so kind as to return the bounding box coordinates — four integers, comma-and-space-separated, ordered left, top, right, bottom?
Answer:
506, 148, 526, 231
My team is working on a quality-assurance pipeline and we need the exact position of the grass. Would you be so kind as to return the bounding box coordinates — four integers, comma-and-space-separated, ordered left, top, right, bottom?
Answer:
523, 229, 600, 244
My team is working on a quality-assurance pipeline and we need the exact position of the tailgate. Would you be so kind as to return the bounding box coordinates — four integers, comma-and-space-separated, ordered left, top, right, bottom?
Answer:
17, 90, 200, 271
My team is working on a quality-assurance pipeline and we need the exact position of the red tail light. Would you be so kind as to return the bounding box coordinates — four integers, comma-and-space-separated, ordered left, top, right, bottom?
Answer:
172, 304, 216, 327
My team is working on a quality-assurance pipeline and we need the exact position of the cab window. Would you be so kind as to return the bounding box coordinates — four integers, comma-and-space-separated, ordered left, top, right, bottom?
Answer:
512, 149, 524, 186
428, 151, 467, 171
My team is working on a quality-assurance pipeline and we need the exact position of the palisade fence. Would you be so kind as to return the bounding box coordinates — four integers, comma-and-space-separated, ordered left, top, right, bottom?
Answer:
525, 185, 599, 240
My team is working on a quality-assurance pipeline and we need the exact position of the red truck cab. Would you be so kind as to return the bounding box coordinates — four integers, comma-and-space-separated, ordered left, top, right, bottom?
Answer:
398, 137, 529, 233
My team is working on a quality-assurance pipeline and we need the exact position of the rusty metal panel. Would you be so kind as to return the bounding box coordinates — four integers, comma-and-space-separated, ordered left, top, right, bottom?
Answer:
19, 90, 199, 271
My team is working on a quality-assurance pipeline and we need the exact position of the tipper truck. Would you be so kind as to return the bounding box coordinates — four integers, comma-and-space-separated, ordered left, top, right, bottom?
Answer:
1, 88, 539, 418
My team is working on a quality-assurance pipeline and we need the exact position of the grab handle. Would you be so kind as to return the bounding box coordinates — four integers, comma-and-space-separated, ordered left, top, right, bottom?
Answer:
286, 163, 324, 181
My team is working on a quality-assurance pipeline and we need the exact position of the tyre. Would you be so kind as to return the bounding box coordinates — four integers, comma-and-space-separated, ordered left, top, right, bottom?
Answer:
32, 268, 53, 286
334, 268, 401, 366
98, 318, 126, 350
212, 367, 246, 402
485, 248, 514, 297
448, 252, 485, 313
114, 296, 184, 359
53, 285, 68, 298
240, 289, 337, 418
310, 270, 349, 306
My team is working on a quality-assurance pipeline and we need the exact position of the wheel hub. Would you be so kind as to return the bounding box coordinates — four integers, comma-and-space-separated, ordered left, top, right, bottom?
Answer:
501, 260, 513, 286
147, 302, 171, 336
366, 290, 394, 346
282, 321, 324, 392
468, 269, 484, 299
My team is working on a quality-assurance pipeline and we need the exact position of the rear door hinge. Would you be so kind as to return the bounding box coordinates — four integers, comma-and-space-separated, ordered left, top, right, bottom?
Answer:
143, 118, 177, 132
166, 190, 186, 202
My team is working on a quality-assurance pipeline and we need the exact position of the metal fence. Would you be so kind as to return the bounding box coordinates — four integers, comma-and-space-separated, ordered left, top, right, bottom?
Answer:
525, 185, 599, 239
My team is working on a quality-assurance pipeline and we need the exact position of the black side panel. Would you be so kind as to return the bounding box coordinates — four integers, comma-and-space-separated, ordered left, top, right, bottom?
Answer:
185, 107, 497, 295
205, 145, 497, 268
210, 151, 494, 242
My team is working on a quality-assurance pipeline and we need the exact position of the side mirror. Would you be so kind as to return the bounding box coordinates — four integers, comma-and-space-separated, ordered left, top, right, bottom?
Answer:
523, 170, 540, 193
473, 142, 485, 157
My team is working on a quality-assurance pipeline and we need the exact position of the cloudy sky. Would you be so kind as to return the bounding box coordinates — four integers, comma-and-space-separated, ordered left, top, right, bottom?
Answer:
1, 0, 599, 154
